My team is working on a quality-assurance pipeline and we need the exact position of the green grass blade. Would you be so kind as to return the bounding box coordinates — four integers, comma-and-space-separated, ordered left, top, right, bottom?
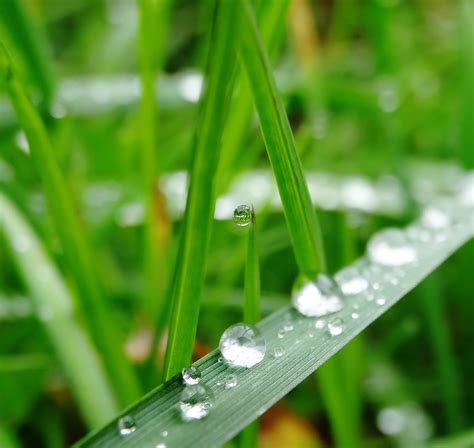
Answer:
76, 198, 473, 448
0, 45, 141, 406
0, 426, 20, 448
0, 191, 119, 428
239, 0, 326, 276
0, 0, 53, 104
243, 208, 260, 325
136, 0, 172, 317
162, 0, 239, 380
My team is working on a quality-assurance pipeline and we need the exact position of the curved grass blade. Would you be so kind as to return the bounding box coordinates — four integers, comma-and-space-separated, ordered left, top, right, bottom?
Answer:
0, 44, 141, 406
0, 0, 53, 104
0, 192, 119, 428
239, 0, 325, 276
162, 0, 240, 380
76, 196, 473, 448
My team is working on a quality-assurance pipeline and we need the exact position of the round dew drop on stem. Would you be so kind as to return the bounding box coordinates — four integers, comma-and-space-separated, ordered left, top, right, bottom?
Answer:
179, 384, 214, 421
118, 416, 137, 436
233, 205, 253, 227
219, 323, 266, 368
181, 365, 201, 385
327, 318, 344, 336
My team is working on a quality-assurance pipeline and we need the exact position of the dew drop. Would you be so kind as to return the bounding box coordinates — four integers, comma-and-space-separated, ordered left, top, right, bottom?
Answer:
156, 444, 166, 448
292, 274, 344, 317
421, 205, 452, 230
283, 322, 294, 332
368, 228, 417, 266
351, 312, 359, 320
161, 431, 169, 437
277, 329, 285, 339
314, 319, 326, 329
273, 345, 284, 359
225, 375, 238, 389
335, 267, 369, 295
181, 365, 201, 385
118, 416, 136, 436
376, 297, 386, 306
219, 323, 266, 368
179, 384, 214, 421
233, 205, 253, 227
328, 318, 344, 336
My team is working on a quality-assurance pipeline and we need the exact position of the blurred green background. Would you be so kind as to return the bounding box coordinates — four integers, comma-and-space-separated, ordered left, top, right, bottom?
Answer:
0, 0, 473, 446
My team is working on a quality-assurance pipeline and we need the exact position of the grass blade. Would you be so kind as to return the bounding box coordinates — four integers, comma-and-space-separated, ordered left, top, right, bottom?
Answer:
162, 0, 239, 380
243, 207, 260, 325
0, 0, 53, 104
239, 0, 326, 276
0, 44, 141, 406
76, 195, 473, 448
0, 191, 119, 428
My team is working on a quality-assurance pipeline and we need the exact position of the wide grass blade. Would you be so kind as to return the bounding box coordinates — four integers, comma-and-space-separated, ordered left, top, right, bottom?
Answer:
0, 191, 119, 428
76, 195, 473, 448
162, 0, 239, 380
239, 0, 325, 276
0, 44, 141, 406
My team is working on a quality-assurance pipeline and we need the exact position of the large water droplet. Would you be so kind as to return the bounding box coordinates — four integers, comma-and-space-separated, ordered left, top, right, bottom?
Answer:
328, 318, 344, 336
179, 384, 214, 421
292, 274, 344, 317
335, 267, 369, 295
181, 366, 201, 385
219, 323, 266, 368
367, 229, 417, 266
233, 205, 253, 227
225, 375, 238, 389
118, 416, 136, 436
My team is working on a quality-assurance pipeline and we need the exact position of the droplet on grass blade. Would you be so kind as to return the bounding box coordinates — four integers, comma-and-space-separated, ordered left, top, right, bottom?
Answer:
335, 266, 369, 295
118, 416, 136, 436
292, 274, 344, 317
225, 375, 238, 389
368, 228, 417, 266
328, 318, 344, 336
219, 323, 266, 368
179, 384, 214, 421
181, 365, 201, 385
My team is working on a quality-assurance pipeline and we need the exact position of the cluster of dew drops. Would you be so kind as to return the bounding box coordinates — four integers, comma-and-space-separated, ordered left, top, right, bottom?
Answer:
117, 185, 473, 443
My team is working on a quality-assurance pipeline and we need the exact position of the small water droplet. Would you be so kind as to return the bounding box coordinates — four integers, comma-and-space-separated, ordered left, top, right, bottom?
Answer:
272, 345, 284, 359
277, 329, 285, 338
156, 444, 166, 448
351, 312, 359, 320
292, 274, 344, 317
315, 319, 326, 329
368, 228, 417, 266
283, 322, 294, 332
233, 205, 253, 227
335, 267, 369, 295
161, 431, 169, 437
118, 416, 136, 436
421, 204, 452, 230
389, 277, 399, 285
373, 282, 381, 291
328, 318, 344, 336
219, 323, 266, 368
376, 297, 386, 306
179, 384, 214, 421
308, 332, 314, 338
218, 356, 223, 363
225, 375, 238, 389
365, 292, 375, 302
182, 365, 201, 385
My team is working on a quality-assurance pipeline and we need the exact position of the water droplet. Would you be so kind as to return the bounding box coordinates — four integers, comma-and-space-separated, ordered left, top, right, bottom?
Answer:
179, 384, 214, 421
308, 332, 314, 338
156, 444, 166, 448
365, 292, 375, 302
376, 297, 386, 306
372, 282, 381, 291
335, 267, 369, 295
292, 274, 344, 317
181, 365, 201, 385
283, 322, 294, 332
118, 416, 136, 436
351, 312, 359, 320
328, 318, 344, 336
233, 205, 253, 227
161, 431, 169, 437
277, 329, 285, 338
225, 375, 238, 389
376, 407, 406, 435
421, 205, 452, 229
219, 323, 266, 368
368, 228, 417, 266
389, 277, 399, 285
314, 319, 326, 329
217, 356, 223, 363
